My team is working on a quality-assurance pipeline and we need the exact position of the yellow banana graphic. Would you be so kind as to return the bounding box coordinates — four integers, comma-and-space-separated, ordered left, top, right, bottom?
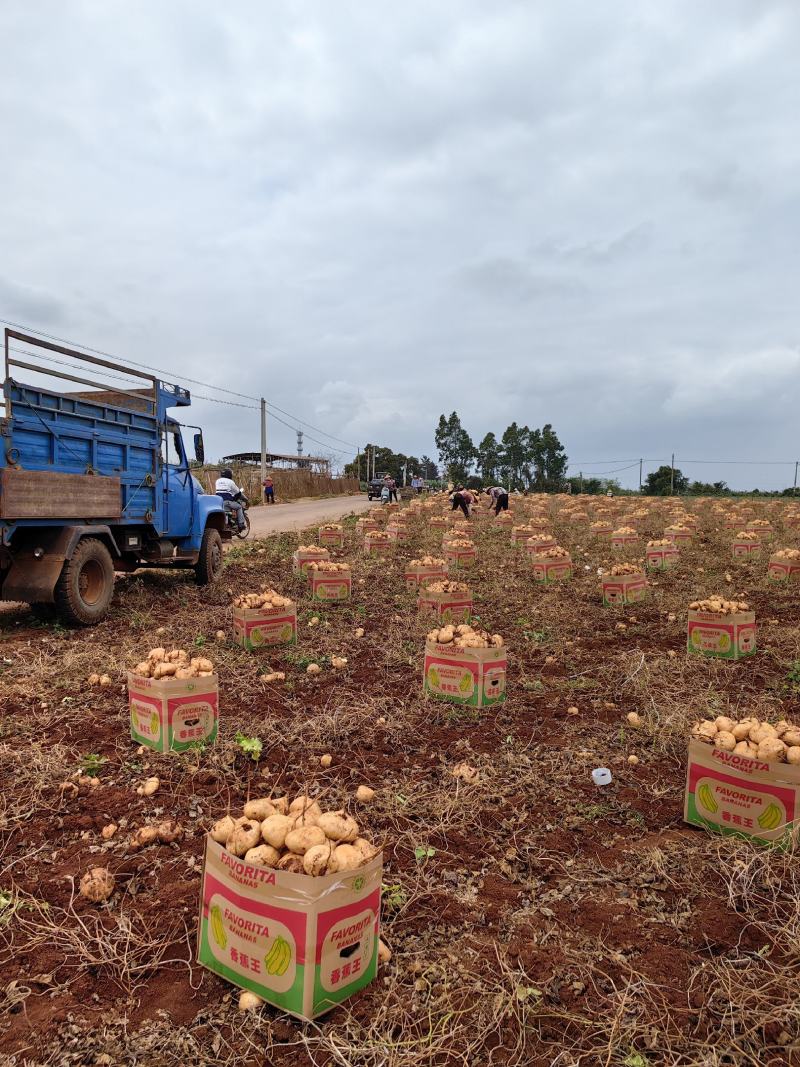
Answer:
428, 667, 440, 688
280, 624, 293, 641
265, 936, 291, 976
250, 627, 264, 646
697, 783, 718, 814
150, 711, 159, 736
758, 803, 782, 831
210, 905, 227, 949
458, 673, 472, 694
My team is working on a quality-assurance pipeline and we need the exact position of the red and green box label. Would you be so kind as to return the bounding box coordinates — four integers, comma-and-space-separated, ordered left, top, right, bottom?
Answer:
687, 611, 756, 659
602, 575, 647, 606
233, 609, 297, 651
423, 644, 506, 707
129, 675, 218, 753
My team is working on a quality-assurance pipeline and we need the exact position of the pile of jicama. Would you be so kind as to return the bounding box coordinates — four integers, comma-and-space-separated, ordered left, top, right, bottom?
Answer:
210, 795, 379, 876
297, 544, 327, 554
666, 524, 692, 533
319, 524, 342, 533
306, 561, 351, 573
445, 538, 475, 549
233, 589, 292, 609
735, 530, 761, 540
591, 521, 612, 531
535, 545, 570, 559
424, 580, 469, 594
647, 538, 673, 548
612, 526, 637, 536
773, 548, 800, 560
408, 555, 446, 567
526, 533, 554, 545
609, 563, 643, 576
747, 518, 772, 528
689, 597, 749, 615
426, 623, 504, 649
366, 531, 390, 541
692, 716, 800, 763
132, 648, 214, 679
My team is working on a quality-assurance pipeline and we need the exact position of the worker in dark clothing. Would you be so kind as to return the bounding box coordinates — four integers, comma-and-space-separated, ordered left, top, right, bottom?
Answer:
485, 485, 509, 515
450, 486, 474, 519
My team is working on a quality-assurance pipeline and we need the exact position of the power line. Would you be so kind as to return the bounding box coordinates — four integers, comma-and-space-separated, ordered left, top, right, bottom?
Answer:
1, 316, 357, 449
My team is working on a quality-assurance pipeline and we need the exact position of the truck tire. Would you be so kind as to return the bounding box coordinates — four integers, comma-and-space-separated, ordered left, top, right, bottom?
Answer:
54, 537, 115, 626
195, 527, 223, 585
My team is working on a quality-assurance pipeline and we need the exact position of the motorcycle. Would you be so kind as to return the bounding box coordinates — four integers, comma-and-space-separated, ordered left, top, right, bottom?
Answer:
219, 491, 251, 539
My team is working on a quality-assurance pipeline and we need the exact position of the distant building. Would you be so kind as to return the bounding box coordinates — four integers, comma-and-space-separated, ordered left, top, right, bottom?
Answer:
221, 451, 331, 475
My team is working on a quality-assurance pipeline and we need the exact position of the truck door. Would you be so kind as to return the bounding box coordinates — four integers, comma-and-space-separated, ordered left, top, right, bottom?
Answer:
161, 426, 194, 539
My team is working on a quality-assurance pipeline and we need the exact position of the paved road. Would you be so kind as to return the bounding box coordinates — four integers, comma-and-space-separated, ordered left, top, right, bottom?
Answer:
246, 495, 373, 537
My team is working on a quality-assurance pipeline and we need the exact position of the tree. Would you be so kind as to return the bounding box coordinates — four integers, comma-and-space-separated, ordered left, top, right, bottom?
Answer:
476, 432, 501, 484
689, 480, 729, 495
419, 455, 439, 481
538, 423, 569, 490
345, 444, 419, 485
643, 465, 689, 495
434, 412, 475, 486
499, 422, 531, 490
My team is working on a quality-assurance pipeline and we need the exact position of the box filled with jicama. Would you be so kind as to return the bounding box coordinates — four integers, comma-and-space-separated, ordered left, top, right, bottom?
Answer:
198, 796, 382, 1021
423, 625, 506, 708
128, 648, 218, 753
684, 715, 800, 845
293, 545, 330, 573
531, 546, 573, 583
318, 524, 344, 548
768, 548, 800, 581
417, 580, 472, 623
687, 597, 756, 660
646, 539, 679, 571
232, 590, 297, 650
404, 556, 448, 588
601, 564, 647, 606
307, 562, 352, 601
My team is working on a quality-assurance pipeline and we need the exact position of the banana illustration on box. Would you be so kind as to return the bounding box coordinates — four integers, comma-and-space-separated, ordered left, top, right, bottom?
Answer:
150, 711, 159, 736
428, 666, 440, 689
264, 936, 292, 976
697, 783, 718, 814
210, 904, 227, 949
758, 803, 782, 831
280, 624, 293, 641
250, 627, 264, 646
458, 672, 472, 694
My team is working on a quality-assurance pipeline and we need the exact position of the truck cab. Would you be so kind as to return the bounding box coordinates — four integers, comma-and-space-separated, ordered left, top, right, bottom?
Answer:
0, 328, 227, 624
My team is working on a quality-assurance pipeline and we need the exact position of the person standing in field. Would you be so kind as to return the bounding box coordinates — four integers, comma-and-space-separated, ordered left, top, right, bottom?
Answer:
262, 475, 275, 504
485, 485, 509, 515
387, 476, 398, 503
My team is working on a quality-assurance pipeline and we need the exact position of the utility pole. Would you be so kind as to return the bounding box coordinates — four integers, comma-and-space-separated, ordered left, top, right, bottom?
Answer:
670, 453, 675, 495
639, 458, 643, 492
579, 470, 583, 494
260, 398, 267, 492
794, 461, 798, 495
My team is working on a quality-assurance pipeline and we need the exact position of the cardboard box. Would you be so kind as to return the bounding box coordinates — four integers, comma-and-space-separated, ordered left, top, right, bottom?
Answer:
495, 511, 514, 525
197, 837, 382, 1021
417, 588, 472, 622
429, 516, 448, 529
532, 554, 573, 583
318, 526, 345, 548
233, 603, 298, 651
386, 524, 409, 543
611, 533, 639, 550
363, 533, 392, 555
292, 548, 331, 573
687, 608, 756, 659
510, 525, 534, 545
684, 738, 800, 845
444, 545, 476, 569
526, 536, 557, 557
355, 518, 379, 536
665, 527, 693, 545
129, 672, 219, 752
404, 563, 448, 588
768, 555, 800, 581
601, 572, 647, 606
423, 639, 507, 707
591, 523, 613, 539
742, 523, 773, 540
645, 544, 679, 570
310, 571, 352, 601
732, 537, 762, 560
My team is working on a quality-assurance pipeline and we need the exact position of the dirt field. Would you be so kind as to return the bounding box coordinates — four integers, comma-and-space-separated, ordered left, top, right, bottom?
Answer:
1, 497, 800, 1066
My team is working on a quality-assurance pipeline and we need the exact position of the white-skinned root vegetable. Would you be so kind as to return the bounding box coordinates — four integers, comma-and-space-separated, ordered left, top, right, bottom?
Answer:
320, 754, 333, 768
137, 776, 160, 797
715, 716, 736, 733
289, 795, 321, 817
285, 826, 327, 854
715, 731, 736, 751
378, 939, 392, 964
626, 713, 642, 728
244, 844, 281, 867
332, 844, 363, 871
238, 990, 264, 1012
303, 842, 337, 876
210, 815, 236, 843
79, 867, 115, 903
261, 814, 293, 849
101, 823, 117, 840
451, 762, 479, 783
787, 747, 800, 765
129, 826, 159, 851
243, 798, 276, 821
156, 819, 183, 844
306, 663, 322, 675
277, 852, 305, 873
227, 820, 262, 857
317, 812, 359, 842
355, 786, 375, 803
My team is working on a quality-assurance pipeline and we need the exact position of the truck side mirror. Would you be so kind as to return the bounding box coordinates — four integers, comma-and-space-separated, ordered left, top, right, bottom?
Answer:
193, 432, 205, 464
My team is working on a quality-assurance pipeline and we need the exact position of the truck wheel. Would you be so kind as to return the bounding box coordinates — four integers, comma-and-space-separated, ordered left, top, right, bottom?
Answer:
54, 538, 115, 626
195, 527, 223, 585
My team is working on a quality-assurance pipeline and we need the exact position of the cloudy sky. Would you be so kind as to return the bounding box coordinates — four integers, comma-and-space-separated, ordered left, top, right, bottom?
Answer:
0, 0, 798, 488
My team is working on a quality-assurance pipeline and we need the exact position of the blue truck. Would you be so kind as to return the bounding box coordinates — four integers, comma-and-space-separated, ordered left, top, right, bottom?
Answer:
0, 328, 228, 625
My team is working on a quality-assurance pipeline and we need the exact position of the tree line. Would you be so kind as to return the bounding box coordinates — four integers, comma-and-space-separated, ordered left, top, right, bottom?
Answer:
435, 412, 569, 491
